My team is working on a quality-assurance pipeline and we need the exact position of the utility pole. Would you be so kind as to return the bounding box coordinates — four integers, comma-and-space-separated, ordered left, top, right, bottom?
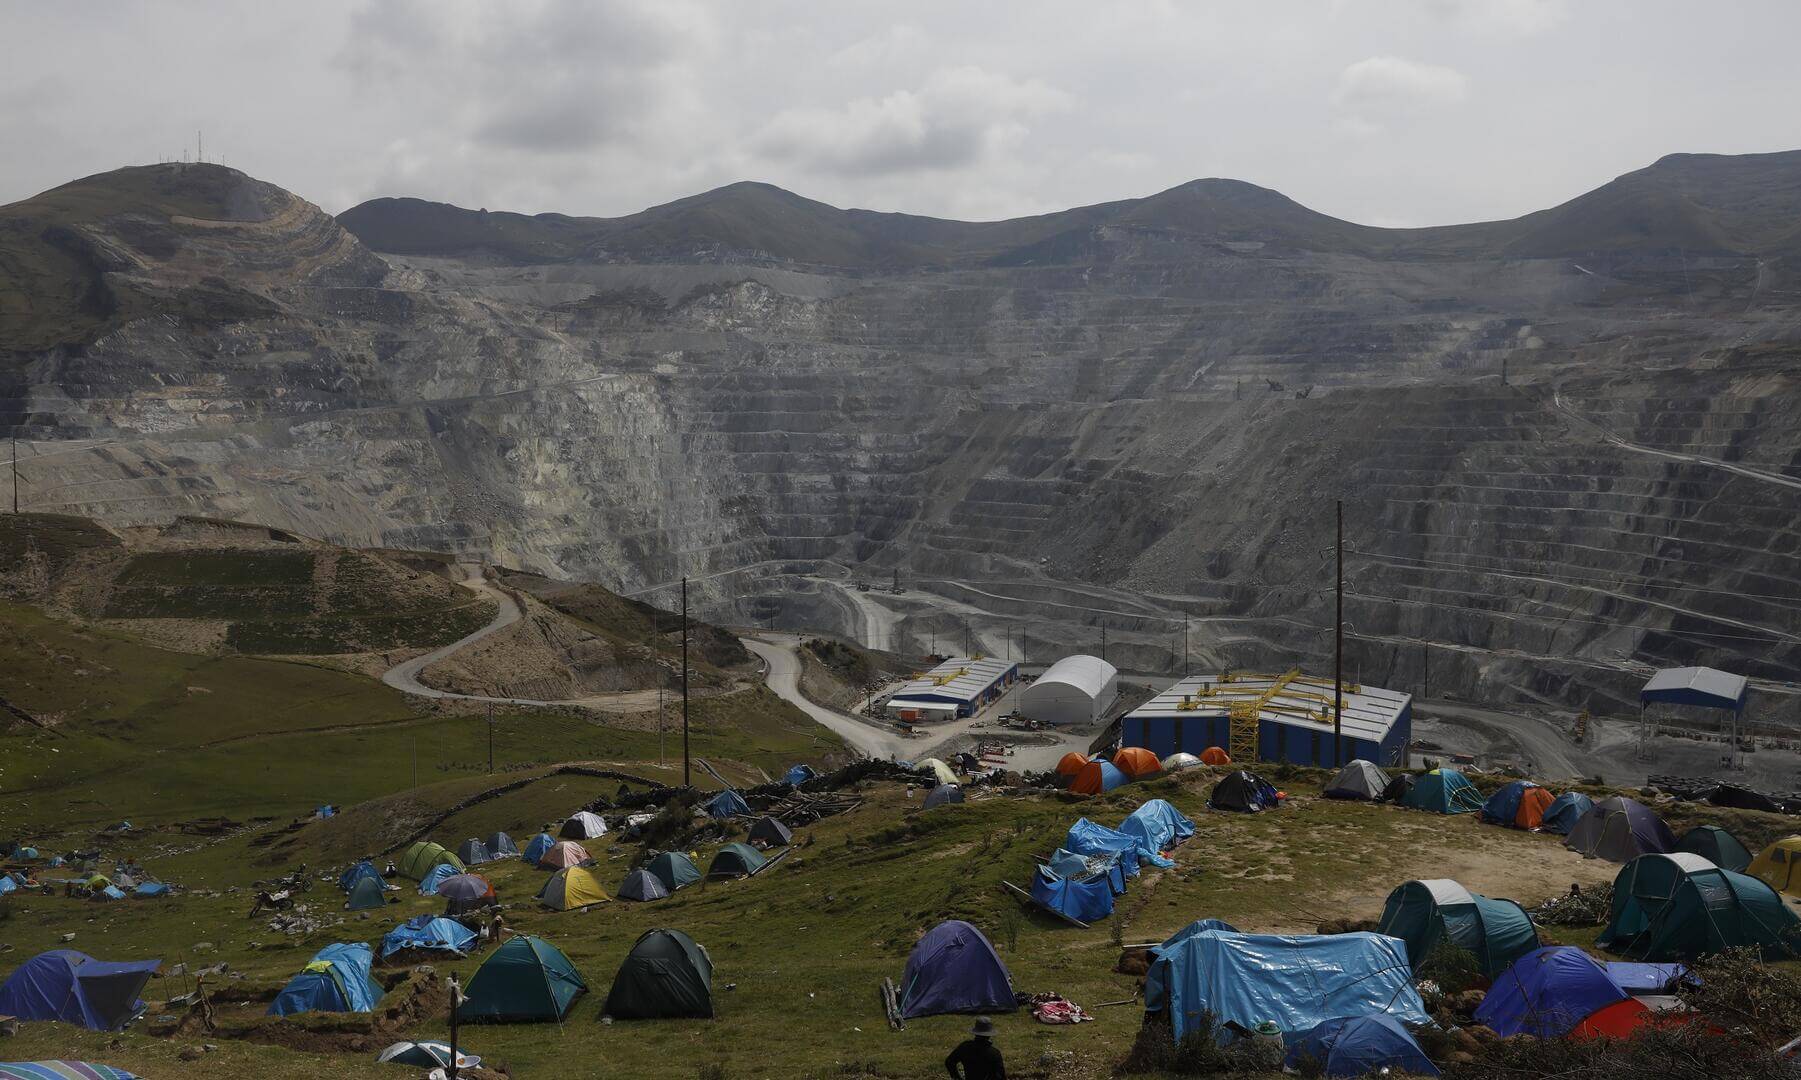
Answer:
412, 738, 418, 789
658, 683, 665, 765
9, 436, 16, 514
681, 577, 690, 788
1422, 644, 1429, 699
1334, 499, 1344, 768
486, 703, 493, 773
447, 975, 460, 1080
1100, 625, 1107, 665
1184, 618, 1190, 676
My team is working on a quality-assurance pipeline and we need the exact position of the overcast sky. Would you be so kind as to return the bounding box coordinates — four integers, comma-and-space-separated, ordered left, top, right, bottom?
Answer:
4, 1, 1799, 226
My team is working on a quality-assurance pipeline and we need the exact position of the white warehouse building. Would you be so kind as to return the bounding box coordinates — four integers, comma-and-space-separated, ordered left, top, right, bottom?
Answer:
1017, 654, 1119, 726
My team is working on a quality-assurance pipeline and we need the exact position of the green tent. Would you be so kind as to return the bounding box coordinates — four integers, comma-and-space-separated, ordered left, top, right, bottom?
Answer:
457, 935, 587, 1022
646, 851, 701, 893
344, 875, 387, 911
1401, 769, 1484, 815
398, 841, 465, 881
602, 929, 714, 1019
1674, 825, 1753, 873
1597, 852, 1801, 961
706, 843, 766, 880
1376, 879, 1538, 978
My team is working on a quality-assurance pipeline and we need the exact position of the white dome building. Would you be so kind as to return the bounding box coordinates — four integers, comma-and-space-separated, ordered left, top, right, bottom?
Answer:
1018, 654, 1119, 726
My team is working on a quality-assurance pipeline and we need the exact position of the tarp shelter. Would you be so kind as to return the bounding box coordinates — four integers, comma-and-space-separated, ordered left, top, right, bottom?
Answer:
1053, 753, 1089, 787
1323, 760, 1386, 800
1149, 930, 1428, 1043
338, 860, 383, 893
1285, 1014, 1441, 1079
268, 943, 381, 1017
537, 866, 612, 911
0, 876, 14, 896
380, 915, 476, 961
1028, 865, 1114, 923
458, 935, 586, 1023
559, 811, 608, 840
748, 816, 793, 845
1112, 746, 1162, 780
1376, 879, 1538, 978
438, 873, 496, 915
1047, 848, 1127, 896
784, 763, 817, 786
602, 929, 715, 1019
1675, 825, 1753, 873
484, 832, 519, 857
898, 920, 1015, 1019
0, 951, 160, 1032
521, 833, 556, 865
0, 1065, 142, 1079
377, 1041, 481, 1071
1402, 769, 1482, 814
922, 785, 965, 811
1210, 770, 1279, 813
1117, 799, 1193, 867
456, 838, 494, 866
1481, 781, 1556, 829
1199, 746, 1231, 766
1749, 835, 1801, 896
1642, 666, 1750, 768
1143, 919, 1241, 1014
1542, 792, 1594, 835
1069, 759, 1127, 796
1605, 961, 1691, 994
646, 852, 701, 893
417, 863, 460, 896
344, 876, 387, 911
1565, 797, 1675, 863
397, 841, 464, 881
1709, 783, 1784, 814
1161, 752, 1203, 772
94, 887, 125, 902
1381, 773, 1416, 804
1597, 852, 1800, 960
618, 869, 669, 902
917, 759, 959, 785
538, 841, 591, 870
707, 842, 766, 879
1474, 946, 1634, 1038
132, 883, 169, 899
704, 790, 750, 819
1065, 818, 1143, 877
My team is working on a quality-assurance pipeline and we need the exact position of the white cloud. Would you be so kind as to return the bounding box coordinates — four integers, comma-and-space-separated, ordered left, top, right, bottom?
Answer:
1332, 56, 1470, 115
1427, 0, 1569, 37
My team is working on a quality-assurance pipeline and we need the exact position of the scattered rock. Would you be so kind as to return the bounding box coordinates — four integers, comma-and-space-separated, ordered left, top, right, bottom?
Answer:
59, 933, 76, 942
177, 1046, 204, 1062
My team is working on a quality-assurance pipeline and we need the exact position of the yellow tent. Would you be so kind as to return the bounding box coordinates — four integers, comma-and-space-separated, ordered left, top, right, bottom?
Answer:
538, 865, 611, 911
1747, 835, 1801, 897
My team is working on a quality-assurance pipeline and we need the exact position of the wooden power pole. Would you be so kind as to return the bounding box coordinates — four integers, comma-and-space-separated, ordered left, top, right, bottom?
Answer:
681, 576, 690, 788
1334, 500, 1344, 768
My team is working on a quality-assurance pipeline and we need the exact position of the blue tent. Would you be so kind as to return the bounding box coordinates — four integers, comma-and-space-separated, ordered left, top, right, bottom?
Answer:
1117, 800, 1193, 867
1144, 919, 1240, 1013
338, 860, 383, 893
133, 883, 171, 899
899, 920, 1015, 1019
1474, 946, 1628, 1038
0, 876, 15, 896
1150, 930, 1428, 1043
1028, 865, 1114, 923
784, 764, 817, 786
1065, 818, 1143, 877
1402, 769, 1483, 814
1541, 792, 1594, 835
1285, 1014, 1440, 1079
0, 950, 161, 1032
94, 886, 125, 902
1605, 961, 1690, 993
13, 848, 36, 860
269, 943, 382, 1016
705, 790, 751, 819
521, 832, 557, 865
1047, 848, 1126, 895
1480, 780, 1539, 826
0, 1065, 142, 1079
417, 863, 461, 896
381, 915, 477, 960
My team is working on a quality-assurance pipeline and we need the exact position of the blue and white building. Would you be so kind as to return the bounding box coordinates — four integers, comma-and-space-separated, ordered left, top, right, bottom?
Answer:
884, 656, 1020, 722
1121, 672, 1412, 767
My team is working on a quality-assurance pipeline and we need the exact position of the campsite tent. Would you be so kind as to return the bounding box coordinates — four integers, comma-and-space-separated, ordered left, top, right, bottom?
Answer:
748, 816, 793, 845
1048, 848, 1127, 895
377, 1042, 481, 1071
618, 869, 669, 902
380, 915, 476, 961
603, 929, 715, 1019
1065, 818, 1143, 877
1541, 792, 1594, 835
1381, 773, 1416, 804
922, 785, 965, 811
0, 1066, 141, 1080
784, 763, 817, 786
538, 841, 591, 870
1402, 769, 1483, 815
1112, 746, 1162, 780
268, 943, 381, 1017
397, 841, 464, 881
1565, 797, 1675, 863
1117, 799, 1193, 867
1675, 825, 1753, 873
456, 838, 494, 866
1199, 746, 1231, 766
0, 950, 160, 1032
537, 866, 612, 911
1147, 930, 1428, 1044
1210, 770, 1279, 813
1323, 760, 1386, 800
646, 851, 701, 893
704, 790, 751, 819
345, 876, 387, 911
1481, 781, 1556, 829
1285, 1014, 1441, 1079
559, 811, 608, 840
458, 935, 586, 1023
1053, 753, 1089, 787
484, 832, 519, 857
707, 842, 766, 879
1376, 879, 1538, 978
438, 873, 496, 914
1069, 759, 1128, 796
1142, 919, 1241, 1013
1748, 836, 1801, 896
521, 832, 556, 865
1028, 865, 1114, 923
338, 860, 383, 893
898, 920, 1015, 1019
1161, 752, 1203, 772
1597, 852, 1800, 960
1475, 946, 1637, 1038
917, 759, 959, 785
417, 863, 461, 896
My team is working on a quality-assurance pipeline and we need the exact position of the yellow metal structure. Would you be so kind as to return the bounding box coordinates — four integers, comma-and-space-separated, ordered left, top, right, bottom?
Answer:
1228, 700, 1259, 763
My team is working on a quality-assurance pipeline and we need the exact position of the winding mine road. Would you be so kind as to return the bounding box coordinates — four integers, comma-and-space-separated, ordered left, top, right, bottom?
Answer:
739, 634, 910, 760
379, 565, 550, 704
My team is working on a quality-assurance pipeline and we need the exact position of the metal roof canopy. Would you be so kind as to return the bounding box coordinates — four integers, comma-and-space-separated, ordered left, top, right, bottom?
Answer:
889, 656, 1018, 705
1127, 673, 1411, 743
1639, 667, 1749, 712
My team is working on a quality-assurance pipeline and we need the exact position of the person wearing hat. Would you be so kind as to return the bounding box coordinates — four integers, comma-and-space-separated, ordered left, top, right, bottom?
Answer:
944, 1015, 1005, 1079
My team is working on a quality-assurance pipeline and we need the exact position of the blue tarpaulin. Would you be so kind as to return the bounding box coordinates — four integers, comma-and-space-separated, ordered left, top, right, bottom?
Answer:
1065, 818, 1142, 877
784, 764, 816, 786
0, 950, 161, 1032
1604, 961, 1690, 993
705, 790, 751, 819
1028, 865, 1114, 923
269, 943, 382, 1016
0, 876, 15, 896
1474, 946, 1627, 1038
1285, 1014, 1441, 1079
133, 883, 171, 898
381, 915, 477, 960
899, 920, 1014, 1019
1117, 799, 1193, 867
338, 860, 382, 893
1151, 930, 1428, 1043
1144, 919, 1239, 1013
417, 863, 460, 896
1047, 848, 1126, 895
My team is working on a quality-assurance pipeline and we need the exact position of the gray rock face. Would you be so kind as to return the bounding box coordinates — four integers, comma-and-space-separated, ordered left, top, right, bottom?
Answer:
5, 160, 1800, 723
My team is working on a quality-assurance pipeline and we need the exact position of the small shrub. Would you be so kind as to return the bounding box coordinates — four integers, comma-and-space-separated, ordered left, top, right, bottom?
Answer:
1416, 938, 1483, 996
697, 1064, 728, 1080
1001, 908, 1021, 952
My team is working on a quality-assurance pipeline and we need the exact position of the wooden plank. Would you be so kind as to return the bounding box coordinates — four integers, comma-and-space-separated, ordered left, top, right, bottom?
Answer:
1000, 880, 1089, 928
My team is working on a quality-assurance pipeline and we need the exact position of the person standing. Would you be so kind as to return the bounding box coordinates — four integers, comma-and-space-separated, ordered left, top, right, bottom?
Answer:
945, 1016, 1005, 1079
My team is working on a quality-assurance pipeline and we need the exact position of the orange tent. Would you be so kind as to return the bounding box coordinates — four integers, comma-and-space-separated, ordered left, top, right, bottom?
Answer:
1112, 747, 1162, 779
1200, 746, 1231, 766
1055, 752, 1090, 778
1515, 785, 1556, 830
1070, 759, 1127, 796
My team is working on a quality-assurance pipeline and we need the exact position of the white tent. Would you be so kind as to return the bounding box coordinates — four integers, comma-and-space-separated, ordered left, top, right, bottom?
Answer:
559, 811, 608, 839
1018, 654, 1119, 726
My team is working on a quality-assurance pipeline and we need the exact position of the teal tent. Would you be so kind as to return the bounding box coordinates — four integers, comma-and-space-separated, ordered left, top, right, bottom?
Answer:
1376, 879, 1538, 978
646, 851, 701, 892
707, 842, 766, 879
344, 876, 387, 911
457, 935, 586, 1022
1597, 852, 1801, 961
1674, 825, 1753, 873
602, 929, 714, 1019
1402, 769, 1483, 814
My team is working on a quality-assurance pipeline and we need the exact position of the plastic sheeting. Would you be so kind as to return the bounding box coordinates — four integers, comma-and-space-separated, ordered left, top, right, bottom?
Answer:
380, 915, 476, 959
1029, 865, 1114, 923
1143, 919, 1239, 1014
1047, 848, 1126, 895
784, 764, 817, 786
1116, 799, 1193, 868
1065, 818, 1143, 877
704, 790, 750, 819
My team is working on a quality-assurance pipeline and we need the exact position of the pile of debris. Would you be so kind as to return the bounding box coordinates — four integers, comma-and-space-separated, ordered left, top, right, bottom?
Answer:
1530, 883, 1614, 927
763, 790, 862, 827
1647, 774, 1799, 815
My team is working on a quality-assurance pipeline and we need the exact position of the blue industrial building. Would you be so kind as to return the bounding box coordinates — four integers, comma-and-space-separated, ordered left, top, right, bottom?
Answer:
1121, 672, 1412, 767
884, 656, 1020, 722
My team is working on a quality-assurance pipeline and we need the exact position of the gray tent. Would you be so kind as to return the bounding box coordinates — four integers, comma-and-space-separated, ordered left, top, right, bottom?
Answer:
748, 816, 792, 847
457, 838, 493, 865
1324, 760, 1387, 800
1161, 752, 1203, 772
618, 869, 669, 902
923, 785, 966, 810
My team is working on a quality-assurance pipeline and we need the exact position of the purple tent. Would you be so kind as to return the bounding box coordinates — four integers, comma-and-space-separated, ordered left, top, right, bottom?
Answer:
1474, 946, 1628, 1038
898, 920, 1015, 1019
1564, 797, 1675, 863
0, 950, 161, 1032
